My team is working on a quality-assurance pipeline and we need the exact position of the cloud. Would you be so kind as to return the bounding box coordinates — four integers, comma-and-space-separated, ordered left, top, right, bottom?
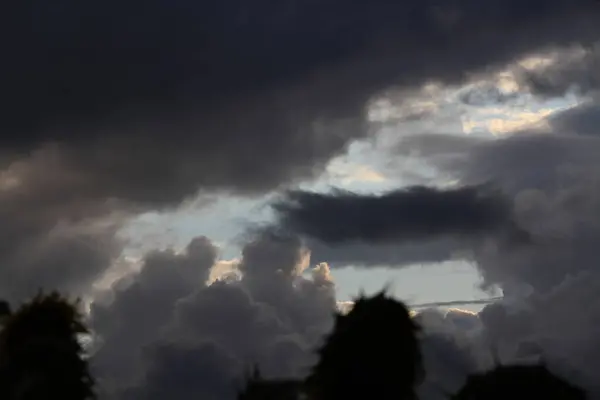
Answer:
458, 83, 520, 107
325, 162, 387, 185
462, 108, 554, 135
414, 308, 487, 399
2, 0, 599, 306
3, 0, 600, 205
548, 101, 600, 136
89, 237, 219, 395
272, 185, 522, 246
88, 231, 499, 400
0, 148, 127, 302
90, 231, 336, 399
4, 2, 600, 399
518, 44, 600, 98
306, 237, 464, 268
385, 98, 600, 395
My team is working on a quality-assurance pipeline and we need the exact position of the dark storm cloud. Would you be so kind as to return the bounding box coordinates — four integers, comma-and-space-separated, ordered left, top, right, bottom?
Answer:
90, 232, 336, 399
0, 148, 127, 303
2, 0, 600, 206
306, 238, 464, 268
5, 1, 600, 397
518, 44, 600, 98
548, 102, 600, 136
2, 0, 599, 303
385, 99, 600, 396
272, 185, 521, 245
394, 129, 600, 290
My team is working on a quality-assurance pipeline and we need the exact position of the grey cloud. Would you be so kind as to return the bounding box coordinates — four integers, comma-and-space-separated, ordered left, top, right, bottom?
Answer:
90, 237, 218, 389
393, 129, 600, 290
386, 99, 600, 395
414, 309, 487, 399
5, 1, 600, 397
121, 342, 240, 400
474, 287, 600, 395
90, 232, 336, 400
306, 237, 464, 268
450, 133, 600, 291
3, 0, 600, 306
272, 185, 522, 246
549, 102, 600, 136
0, 148, 128, 303
518, 44, 600, 98
3, 0, 600, 208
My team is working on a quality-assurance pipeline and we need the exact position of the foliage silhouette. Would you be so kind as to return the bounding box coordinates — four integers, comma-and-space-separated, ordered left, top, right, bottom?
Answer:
452, 363, 587, 400
0, 291, 95, 400
304, 291, 424, 400
0, 300, 10, 325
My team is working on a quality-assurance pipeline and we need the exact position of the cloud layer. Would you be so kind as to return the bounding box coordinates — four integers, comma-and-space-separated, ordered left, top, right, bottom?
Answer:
4, 0, 600, 205
4, 1, 600, 399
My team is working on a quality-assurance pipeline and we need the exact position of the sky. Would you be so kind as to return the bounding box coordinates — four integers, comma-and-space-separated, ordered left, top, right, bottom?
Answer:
4, 1, 600, 399
117, 74, 576, 311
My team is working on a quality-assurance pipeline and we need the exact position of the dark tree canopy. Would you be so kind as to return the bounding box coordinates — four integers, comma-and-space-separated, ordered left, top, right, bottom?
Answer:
452, 364, 587, 400
305, 291, 423, 400
0, 291, 95, 400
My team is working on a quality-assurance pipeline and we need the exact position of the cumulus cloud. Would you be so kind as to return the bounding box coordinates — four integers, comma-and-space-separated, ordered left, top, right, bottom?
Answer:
89, 237, 218, 388
90, 231, 336, 399
414, 308, 487, 399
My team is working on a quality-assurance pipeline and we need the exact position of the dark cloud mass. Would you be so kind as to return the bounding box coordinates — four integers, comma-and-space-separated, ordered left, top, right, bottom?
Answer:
393, 120, 600, 291
518, 44, 600, 98
0, 149, 126, 302
4, 1, 600, 399
306, 238, 464, 268
548, 102, 600, 136
273, 185, 521, 245
3, 0, 600, 204
90, 232, 336, 399
1, 0, 599, 299
382, 97, 600, 395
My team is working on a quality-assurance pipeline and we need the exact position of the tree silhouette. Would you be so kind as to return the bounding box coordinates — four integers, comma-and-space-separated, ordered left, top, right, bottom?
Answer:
0, 300, 10, 325
452, 363, 587, 400
0, 291, 95, 400
305, 291, 423, 400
